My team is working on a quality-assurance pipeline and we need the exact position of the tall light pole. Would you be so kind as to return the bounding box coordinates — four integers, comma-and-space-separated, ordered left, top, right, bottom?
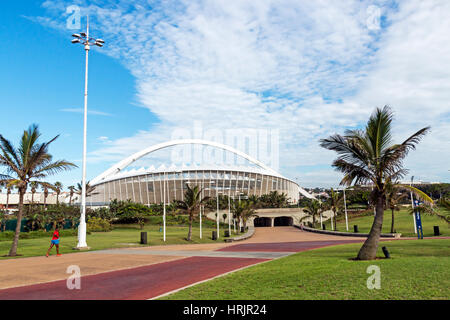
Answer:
343, 187, 349, 231
228, 193, 231, 236
295, 177, 300, 207
410, 176, 417, 234
163, 171, 166, 241
72, 17, 104, 249
216, 189, 220, 239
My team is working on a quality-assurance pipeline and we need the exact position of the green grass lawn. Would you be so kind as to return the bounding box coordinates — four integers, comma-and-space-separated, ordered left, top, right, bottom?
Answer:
0, 223, 235, 259
323, 208, 449, 237
162, 239, 450, 300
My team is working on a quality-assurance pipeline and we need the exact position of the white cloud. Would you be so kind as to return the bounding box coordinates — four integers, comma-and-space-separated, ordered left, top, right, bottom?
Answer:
39, 0, 450, 186
60, 108, 113, 116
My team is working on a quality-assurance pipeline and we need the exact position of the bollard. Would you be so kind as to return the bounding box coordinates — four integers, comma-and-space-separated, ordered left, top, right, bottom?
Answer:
382, 246, 390, 258
240, 227, 245, 233
434, 226, 440, 236
224, 230, 230, 237
354, 225, 358, 233
322, 224, 326, 230
140, 232, 148, 244
212, 231, 217, 240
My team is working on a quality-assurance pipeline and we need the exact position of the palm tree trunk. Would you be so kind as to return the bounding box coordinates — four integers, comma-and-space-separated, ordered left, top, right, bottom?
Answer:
356, 194, 384, 260
9, 190, 25, 256
187, 213, 193, 241
390, 208, 395, 234
334, 210, 337, 230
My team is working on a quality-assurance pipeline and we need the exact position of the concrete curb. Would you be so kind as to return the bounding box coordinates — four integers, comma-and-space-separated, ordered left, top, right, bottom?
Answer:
224, 226, 255, 243
294, 224, 402, 238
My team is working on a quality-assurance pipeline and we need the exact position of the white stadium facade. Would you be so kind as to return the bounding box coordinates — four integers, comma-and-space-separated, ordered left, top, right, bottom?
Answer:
87, 139, 313, 207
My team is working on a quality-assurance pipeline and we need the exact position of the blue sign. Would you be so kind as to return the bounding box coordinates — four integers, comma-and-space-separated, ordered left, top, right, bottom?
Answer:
414, 201, 423, 239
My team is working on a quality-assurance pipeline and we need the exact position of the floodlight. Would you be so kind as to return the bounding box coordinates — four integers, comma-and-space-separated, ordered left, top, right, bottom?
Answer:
71, 39, 81, 44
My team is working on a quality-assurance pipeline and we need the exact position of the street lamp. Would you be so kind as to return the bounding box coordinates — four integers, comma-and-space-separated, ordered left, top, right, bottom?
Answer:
72, 17, 104, 249
410, 176, 417, 234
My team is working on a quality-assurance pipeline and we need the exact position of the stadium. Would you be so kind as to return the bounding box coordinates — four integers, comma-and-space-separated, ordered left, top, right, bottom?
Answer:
87, 139, 312, 207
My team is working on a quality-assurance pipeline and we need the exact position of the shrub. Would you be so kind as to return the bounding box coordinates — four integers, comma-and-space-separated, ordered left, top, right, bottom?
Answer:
87, 217, 112, 232
0, 229, 79, 240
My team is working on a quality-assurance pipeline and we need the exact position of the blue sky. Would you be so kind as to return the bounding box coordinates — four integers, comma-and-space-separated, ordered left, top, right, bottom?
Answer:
1, 1, 449, 190
1, 1, 160, 188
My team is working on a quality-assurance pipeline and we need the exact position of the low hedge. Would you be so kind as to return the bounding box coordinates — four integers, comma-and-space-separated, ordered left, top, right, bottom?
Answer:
0, 229, 80, 240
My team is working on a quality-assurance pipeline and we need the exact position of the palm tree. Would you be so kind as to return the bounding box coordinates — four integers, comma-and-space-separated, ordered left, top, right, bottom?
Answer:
30, 181, 38, 204
328, 188, 344, 231
231, 199, 246, 231
68, 185, 75, 205
320, 106, 430, 260
43, 186, 49, 209
5, 186, 11, 213
76, 180, 98, 197
0, 210, 8, 231
240, 201, 256, 229
54, 181, 63, 205
385, 183, 408, 233
301, 199, 323, 227
0, 124, 76, 256
175, 184, 209, 241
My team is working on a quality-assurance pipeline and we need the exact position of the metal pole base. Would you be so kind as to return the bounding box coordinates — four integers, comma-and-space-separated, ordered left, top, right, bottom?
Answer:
73, 246, 91, 251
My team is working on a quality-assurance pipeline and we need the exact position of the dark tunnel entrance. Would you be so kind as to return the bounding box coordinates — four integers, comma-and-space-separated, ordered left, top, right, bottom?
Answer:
253, 217, 272, 227
274, 216, 293, 226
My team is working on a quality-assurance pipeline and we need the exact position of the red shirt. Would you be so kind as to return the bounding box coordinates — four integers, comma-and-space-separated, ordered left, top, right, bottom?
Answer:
52, 230, 59, 240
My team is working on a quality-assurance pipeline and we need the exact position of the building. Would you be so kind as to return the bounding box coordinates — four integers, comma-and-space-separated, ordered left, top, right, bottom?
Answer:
87, 139, 313, 207
0, 192, 71, 212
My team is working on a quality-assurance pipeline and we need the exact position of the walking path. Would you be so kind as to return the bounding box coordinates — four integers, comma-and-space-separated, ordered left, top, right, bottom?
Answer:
0, 227, 367, 300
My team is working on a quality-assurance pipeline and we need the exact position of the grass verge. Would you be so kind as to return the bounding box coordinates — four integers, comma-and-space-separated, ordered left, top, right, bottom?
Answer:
324, 208, 449, 237
161, 239, 450, 300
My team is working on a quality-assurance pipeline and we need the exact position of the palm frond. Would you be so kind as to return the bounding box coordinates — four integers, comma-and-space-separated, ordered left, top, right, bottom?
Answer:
396, 184, 434, 205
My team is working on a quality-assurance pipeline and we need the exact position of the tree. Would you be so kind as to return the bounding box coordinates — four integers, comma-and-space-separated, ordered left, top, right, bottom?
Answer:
328, 188, 344, 231
175, 184, 209, 241
76, 180, 99, 197
0, 210, 8, 232
385, 183, 408, 233
0, 124, 76, 256
54, 181, 63, 205
240, 201, 256, 229
320, 106, 430, 260
68, 185, 75, 205
301, 199, 323, 227
30, 181, 38, 204
5, 186, 12, 213
43, 186, 49, 209
231, 199, 245, 230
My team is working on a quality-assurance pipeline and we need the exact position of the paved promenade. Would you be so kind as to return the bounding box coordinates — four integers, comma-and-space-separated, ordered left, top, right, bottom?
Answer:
0, 227, 365, 299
